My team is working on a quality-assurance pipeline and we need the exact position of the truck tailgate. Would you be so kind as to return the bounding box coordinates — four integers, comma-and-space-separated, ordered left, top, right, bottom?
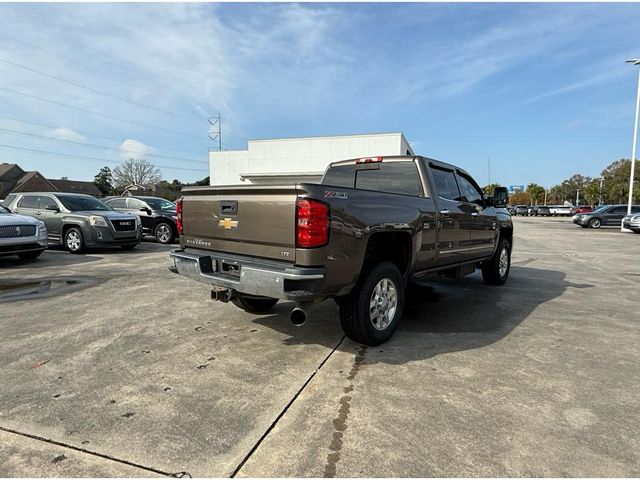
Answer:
181, 185, 297, 262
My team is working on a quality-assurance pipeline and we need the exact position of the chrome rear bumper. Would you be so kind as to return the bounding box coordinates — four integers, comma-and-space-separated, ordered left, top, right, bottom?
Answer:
169, 249, 324, 300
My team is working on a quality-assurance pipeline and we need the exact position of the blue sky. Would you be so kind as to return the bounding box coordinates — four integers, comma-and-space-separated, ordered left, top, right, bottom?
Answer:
1, 2, 640, 188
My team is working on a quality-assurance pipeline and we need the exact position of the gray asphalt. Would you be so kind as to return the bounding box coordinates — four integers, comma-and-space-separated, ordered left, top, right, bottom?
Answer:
1, 217, 639, 477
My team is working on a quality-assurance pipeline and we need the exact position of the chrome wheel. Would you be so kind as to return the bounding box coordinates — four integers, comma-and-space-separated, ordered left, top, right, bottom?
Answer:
369, 278, 398, 331
156, 223, 172, 243
498, 246, 509, 278
66, 231, 81, 251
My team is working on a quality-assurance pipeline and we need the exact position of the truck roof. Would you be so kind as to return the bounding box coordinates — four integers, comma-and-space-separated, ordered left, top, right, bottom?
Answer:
328, 155, 472, 179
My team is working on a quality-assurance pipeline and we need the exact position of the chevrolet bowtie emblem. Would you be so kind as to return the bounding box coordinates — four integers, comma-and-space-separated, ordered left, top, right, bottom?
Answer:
218, 218, 239, 230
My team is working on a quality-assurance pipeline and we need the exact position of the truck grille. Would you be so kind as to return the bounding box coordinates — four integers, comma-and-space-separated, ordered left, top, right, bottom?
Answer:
110, 219, 136, 231
0, 225, 36, 238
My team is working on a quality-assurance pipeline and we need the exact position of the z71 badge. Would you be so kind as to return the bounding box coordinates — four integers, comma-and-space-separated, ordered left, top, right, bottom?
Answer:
324, 191, 348, 199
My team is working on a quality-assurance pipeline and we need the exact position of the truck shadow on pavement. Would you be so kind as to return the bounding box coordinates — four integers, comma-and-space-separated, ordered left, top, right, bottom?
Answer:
252, 265, 594, 364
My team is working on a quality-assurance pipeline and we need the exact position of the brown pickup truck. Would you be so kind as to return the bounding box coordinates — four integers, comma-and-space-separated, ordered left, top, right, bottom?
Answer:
170, 155, 512, 345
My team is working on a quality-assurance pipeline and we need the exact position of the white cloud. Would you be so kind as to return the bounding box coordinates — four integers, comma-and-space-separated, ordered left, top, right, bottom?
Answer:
119, 139, 153, 159
45, 127, 87, 142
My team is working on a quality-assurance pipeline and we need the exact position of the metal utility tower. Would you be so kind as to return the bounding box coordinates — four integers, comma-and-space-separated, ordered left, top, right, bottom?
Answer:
208, 114, 222, 151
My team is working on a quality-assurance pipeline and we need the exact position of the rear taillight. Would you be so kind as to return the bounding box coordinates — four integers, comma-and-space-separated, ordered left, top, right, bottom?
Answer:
176, 197, 183, 235
296, 199, 329, 248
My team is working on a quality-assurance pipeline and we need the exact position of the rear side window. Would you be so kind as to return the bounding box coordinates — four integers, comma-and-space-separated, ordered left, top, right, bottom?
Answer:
18, 195, 38, 209
355, 161, 423, 197
431, 168, 461, 201
323, 165, 356, 188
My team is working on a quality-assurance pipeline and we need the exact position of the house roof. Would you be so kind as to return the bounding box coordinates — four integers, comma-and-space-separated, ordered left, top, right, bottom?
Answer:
49, 179, 102, 196
0, 163, 24, 179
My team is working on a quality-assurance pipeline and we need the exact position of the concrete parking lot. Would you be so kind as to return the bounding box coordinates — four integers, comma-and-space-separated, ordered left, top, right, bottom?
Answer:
1, 216, 639, 477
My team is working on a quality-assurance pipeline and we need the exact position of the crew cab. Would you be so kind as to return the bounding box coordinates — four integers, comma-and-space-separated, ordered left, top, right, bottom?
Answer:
170, 155, 513, 345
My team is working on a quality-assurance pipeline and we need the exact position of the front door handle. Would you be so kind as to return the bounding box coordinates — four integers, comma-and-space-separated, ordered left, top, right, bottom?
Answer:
440, 209, 450, 217
471, 212, 478, 217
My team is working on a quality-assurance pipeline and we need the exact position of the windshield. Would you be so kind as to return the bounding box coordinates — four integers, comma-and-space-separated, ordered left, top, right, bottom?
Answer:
144, 198, 176, 211
58, 196, 112, 212
0, 205, 9, 214
593, 205, 608, 212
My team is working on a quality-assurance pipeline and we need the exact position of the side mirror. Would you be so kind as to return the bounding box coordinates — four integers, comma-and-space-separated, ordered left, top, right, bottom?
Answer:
494, 187, 509, 208
140, 207, 151, 214
45, 205, 60, 212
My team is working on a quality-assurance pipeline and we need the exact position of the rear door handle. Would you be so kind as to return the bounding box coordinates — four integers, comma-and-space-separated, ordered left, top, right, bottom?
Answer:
440, 209, 450, 217
471, 212, 478, 217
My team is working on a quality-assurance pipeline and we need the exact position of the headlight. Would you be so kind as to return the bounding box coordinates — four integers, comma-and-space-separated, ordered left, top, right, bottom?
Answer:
89, 215, 108, 227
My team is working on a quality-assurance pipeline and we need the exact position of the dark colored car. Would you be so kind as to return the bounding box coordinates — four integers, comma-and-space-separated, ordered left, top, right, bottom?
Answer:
536, 205, 551, 216
105, 196, 178, 244
573, 204, 640, 229
513, 205, 528, 216
6, 193, 141, 253
170, 155, 513, 345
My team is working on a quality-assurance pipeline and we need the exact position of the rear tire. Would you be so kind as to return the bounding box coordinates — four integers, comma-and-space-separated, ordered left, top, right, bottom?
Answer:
64, 227, 85, 254
232, 295, 278, 313
481, 237, 511, 286
154, 222, 175, 244
338, 261, 404, 346
17, 250, 42, 260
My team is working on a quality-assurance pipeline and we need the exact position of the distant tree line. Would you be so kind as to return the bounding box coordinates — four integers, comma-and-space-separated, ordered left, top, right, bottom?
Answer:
93, 158, 209, 201
483, 158, 640, 206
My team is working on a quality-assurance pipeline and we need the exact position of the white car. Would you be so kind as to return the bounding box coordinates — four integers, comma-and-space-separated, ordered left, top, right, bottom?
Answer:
0, 204, 48, 260
622, 213, 640, 233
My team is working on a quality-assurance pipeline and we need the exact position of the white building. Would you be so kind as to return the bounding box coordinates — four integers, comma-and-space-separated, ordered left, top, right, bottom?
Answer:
209, 132, 414, 186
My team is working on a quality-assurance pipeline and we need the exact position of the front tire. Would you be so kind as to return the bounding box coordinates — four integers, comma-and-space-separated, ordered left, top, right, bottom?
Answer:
154, 222, 175, 244
231, 295, 278, 313
64, 227, 85, 254
17, 250, 43, 260
588, 218, 602, 229
338, 261, 404, 346
481, 238, 511, 286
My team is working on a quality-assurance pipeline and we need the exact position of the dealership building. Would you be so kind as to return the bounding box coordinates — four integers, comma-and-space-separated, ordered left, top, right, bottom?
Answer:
209, 132, 414, 186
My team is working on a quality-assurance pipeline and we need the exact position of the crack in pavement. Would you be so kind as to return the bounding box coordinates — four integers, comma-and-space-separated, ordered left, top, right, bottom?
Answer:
0, 425, 189, 477
230, 335, 346, 478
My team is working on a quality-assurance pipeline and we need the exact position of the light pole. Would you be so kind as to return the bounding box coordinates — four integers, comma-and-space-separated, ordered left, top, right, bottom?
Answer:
576, 189, 580, 206
599, 177, 604, 206
623, 58, 640, 231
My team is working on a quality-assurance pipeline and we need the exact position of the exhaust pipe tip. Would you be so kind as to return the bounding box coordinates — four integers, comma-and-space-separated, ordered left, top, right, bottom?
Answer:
290, 307, 307, 326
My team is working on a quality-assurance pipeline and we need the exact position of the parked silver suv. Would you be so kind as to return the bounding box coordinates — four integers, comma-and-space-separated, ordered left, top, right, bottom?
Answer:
0, 204, 48, 260
5, 193, 141, 253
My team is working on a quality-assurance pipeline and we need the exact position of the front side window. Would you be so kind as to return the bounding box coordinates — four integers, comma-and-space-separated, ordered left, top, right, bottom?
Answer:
431, 167, 461, 201
107, 198, 127, 208
355, 161, 423, 197
58, 196, 111, 212
128, 198, 148, 210
144, 198, 175, 211
18, 195, 38, 209
456, 174, 483, 205
39, 196, 58, 210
